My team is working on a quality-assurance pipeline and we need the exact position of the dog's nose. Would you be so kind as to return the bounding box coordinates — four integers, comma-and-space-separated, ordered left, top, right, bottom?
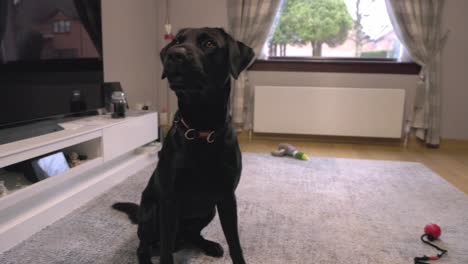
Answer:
167, 47, 190, 64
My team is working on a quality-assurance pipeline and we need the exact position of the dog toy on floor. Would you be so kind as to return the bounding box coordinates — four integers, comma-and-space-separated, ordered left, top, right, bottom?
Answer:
414, 223, 448, 264
271, 143, 309, 160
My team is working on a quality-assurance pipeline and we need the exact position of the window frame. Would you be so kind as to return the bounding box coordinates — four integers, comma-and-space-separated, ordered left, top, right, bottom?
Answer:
249, 57, 420, 75
259, 0, 419, 75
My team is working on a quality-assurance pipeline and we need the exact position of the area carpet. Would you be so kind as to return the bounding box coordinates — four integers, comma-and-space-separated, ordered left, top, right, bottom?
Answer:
1, 153, 467, 264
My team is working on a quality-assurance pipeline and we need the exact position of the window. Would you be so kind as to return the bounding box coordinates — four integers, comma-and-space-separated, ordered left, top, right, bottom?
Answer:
65, 21, 71, 32
53, 20, 71, 33
266, 0, 401, 59
53, 22, 59, 33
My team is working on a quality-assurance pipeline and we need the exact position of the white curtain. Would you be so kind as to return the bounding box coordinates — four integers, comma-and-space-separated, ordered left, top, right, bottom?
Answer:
227, 0, 283, 130
385, 0, 449, 147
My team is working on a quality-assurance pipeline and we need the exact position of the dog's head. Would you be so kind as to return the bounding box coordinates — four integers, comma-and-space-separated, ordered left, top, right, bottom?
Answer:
160, 28, 254, 97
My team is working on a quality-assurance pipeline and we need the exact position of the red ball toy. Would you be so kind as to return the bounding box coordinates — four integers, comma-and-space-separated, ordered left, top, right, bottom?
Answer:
424, 223, 441, 241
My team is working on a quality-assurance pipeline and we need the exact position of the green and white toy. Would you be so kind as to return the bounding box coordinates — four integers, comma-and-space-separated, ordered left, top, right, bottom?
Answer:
271, 143, 309, 160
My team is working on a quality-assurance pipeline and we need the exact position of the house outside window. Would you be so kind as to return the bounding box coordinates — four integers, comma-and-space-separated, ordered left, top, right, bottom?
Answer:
266, 0, 401, 59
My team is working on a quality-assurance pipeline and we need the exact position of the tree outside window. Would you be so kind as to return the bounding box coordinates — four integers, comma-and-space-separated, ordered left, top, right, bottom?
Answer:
268, 0, 400, 59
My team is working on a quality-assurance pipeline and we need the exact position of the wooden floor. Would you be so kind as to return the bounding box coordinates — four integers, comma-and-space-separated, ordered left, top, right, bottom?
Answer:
238, 134, 468, 195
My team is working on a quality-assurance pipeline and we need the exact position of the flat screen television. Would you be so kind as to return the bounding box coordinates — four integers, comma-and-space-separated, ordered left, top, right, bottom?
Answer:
0, 0, 103, 129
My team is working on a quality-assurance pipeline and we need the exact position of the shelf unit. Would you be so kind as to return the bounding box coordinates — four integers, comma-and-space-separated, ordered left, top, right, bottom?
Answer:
0, 111, 159, 253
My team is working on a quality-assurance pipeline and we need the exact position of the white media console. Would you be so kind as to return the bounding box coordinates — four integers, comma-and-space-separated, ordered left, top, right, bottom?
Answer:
0, 111, 159, 253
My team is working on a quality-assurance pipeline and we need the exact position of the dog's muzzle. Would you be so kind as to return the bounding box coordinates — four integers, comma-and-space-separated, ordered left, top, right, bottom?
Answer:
166, 46, 192, 64
164, 46, 204, 89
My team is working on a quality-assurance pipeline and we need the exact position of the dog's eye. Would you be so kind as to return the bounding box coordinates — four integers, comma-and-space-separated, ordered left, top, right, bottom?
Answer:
174, 39, 181, 45
204, 40, 216, 49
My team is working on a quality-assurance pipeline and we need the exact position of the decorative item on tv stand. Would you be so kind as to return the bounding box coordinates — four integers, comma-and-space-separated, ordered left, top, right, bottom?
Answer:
136, 102, 151, 111
0, 180, 8, 197
102, 81, 129, 117
110, 91, 128, 118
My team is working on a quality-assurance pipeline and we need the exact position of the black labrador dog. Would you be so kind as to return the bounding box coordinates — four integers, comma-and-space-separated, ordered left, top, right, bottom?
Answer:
113, 28, 254, 264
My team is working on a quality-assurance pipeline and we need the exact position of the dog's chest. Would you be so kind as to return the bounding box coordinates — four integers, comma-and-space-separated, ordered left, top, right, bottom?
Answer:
175, 171, 223, 218
160, 132, 241, 194
179, 192, 217, 217
174, 165, 230, 193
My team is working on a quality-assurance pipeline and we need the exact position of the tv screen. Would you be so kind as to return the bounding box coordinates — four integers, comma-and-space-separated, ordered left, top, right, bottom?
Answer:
1, 0, 100, 63
0, 0, 104, 128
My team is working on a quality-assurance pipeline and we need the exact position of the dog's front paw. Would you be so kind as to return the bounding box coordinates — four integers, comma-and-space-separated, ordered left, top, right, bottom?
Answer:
137, 243, 154, 264
138, 259, 153, 264
230, 253, 246, 264
137, 255, 153, 264
232, 258, 246, 264
200, 239, 224, 257
160, 256, 174, 264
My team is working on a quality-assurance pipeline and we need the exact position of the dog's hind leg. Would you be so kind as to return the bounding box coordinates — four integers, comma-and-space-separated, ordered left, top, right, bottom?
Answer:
183, 208, 224, 257
190, 235, 224, 257
112, 202, 139, 224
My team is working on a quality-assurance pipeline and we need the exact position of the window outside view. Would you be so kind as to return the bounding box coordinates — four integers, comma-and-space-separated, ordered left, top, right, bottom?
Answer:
267, 0, 400, 59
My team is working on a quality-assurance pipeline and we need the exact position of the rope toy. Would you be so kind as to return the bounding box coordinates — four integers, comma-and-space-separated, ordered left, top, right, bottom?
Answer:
414, 224, 448, 264
271, 143, 309, 160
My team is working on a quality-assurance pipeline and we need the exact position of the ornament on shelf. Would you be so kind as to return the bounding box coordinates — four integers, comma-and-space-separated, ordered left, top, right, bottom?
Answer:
164, 0, 174, 40
164, 23, 174, 40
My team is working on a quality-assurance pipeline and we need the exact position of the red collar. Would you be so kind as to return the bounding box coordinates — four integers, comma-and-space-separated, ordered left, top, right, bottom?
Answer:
176, 116, 216, 143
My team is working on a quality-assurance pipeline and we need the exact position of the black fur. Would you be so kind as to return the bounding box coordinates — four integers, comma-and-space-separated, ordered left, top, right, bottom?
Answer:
113, 28, 254, 264
112, 202, 139, 224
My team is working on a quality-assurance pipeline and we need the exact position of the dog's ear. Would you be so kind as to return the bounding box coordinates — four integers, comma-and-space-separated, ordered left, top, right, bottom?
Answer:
229, 40, 254, 79
219, 29, 255, 79
160, 44, 169, 79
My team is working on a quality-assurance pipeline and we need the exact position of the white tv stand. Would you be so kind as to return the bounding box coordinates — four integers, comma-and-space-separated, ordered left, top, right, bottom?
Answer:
0, 111, 159, 253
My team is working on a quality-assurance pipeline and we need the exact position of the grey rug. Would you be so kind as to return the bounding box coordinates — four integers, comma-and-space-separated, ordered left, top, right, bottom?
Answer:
1, 153, 468, 264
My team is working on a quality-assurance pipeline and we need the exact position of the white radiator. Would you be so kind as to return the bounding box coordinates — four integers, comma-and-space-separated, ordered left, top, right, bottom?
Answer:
253, 86, 406, 138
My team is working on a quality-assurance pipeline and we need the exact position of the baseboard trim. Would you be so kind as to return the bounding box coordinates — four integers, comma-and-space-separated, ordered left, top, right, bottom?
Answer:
245, 132, 402, 145
0, 151, 158, 254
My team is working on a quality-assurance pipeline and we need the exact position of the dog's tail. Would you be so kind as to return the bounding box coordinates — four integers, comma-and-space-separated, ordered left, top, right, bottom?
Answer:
112, 202, 139, 224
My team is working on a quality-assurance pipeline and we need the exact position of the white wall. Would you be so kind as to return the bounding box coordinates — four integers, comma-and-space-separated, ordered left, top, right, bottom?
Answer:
441, 0, 468, 139
101, 0, 159, 110
148, 0, 468, 139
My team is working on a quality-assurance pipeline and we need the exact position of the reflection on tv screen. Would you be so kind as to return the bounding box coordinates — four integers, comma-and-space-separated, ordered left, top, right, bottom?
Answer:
1, 0, 99, 62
